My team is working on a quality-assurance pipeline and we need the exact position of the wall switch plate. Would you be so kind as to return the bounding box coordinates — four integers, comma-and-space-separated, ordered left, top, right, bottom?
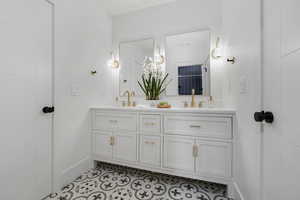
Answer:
71, 84, 80, 96
239, 76, 248, 94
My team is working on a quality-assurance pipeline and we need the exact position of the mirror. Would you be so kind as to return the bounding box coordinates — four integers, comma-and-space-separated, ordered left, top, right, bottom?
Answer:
119, 39, 154, 96
165, 30, 211, 96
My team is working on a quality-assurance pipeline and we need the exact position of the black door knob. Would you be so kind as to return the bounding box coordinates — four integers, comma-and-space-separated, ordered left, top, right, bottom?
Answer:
42, 106, 55, 114
254, 111, 274, 123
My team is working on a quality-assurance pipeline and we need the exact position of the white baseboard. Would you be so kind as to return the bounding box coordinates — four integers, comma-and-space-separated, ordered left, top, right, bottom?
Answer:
233, 182, 245, 200
59, 157, 91, 189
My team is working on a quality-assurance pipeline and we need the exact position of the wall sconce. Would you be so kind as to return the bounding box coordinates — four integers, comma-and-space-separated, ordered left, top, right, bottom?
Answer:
155, 46, 165, 65
107, 52, 120, 68
211, 37, 222, 59
227, 56, 236, 64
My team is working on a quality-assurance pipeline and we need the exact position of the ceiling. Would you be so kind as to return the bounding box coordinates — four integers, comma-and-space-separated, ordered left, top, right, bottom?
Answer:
101, 0, 177, 16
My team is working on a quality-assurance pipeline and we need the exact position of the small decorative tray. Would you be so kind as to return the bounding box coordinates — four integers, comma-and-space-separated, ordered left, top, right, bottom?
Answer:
157, 104, 172, 109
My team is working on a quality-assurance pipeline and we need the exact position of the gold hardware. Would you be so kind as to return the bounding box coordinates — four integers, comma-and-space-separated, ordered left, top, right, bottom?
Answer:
145, 141, 155, 145
190, 125, 201, 128
191, 89, 197, 108
193, 145, 199, 157
109, 136, 113, 146
112, 136, 115, 146
123, 90, 135, 107
109, 136, 115, 146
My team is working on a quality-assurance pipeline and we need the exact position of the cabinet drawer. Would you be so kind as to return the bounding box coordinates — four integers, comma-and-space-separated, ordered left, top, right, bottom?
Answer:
164, 114, 232, 139
196, 140, 232, 178
140, 114, 161, 134
140, 135, 161, 166
92, 111, 137, 132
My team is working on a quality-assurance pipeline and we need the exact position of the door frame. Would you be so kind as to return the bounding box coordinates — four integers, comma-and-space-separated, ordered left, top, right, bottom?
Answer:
45, 0, 56, 196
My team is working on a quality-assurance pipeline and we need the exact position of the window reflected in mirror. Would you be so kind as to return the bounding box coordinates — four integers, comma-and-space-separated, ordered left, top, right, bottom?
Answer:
166, 30, 211, 96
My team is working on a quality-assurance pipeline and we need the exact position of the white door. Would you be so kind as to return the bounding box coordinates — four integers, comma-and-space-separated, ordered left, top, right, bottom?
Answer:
113, 132, 137, 162
195, 140, 232, 178
163, 135, 195, 172
0, 0, 54, 199
93, 132, 113, 158
263, 0, 300, 199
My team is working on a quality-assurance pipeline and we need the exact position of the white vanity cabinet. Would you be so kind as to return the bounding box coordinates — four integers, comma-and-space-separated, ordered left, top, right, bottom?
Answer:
91, 111, 138, 163
91, 107, 235, 193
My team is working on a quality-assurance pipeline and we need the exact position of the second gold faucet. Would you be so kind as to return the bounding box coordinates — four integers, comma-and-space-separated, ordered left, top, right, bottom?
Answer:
123, 90, 135, 107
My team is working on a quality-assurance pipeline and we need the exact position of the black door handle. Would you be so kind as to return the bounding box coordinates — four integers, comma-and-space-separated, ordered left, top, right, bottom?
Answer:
254, 111, 274, 123
42, 106, 55, 114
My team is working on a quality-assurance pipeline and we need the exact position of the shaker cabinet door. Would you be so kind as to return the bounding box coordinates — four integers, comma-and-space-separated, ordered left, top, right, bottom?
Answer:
93, 132, 113, 159
163, 135, 195, 173
195, 140, 232, 178
113, 132, 137, 163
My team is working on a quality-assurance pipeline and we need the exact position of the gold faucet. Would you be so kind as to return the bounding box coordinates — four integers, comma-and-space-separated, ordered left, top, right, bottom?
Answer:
191, 89, 197, 108
123, 90, 135, 107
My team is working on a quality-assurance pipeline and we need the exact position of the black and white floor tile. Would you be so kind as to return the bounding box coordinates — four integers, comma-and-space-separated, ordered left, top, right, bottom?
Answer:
49, 162, 232, 200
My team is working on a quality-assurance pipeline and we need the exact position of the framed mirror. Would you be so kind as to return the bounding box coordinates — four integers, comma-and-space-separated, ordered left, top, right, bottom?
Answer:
165, 30, 211, 96
119, 38, 155, 96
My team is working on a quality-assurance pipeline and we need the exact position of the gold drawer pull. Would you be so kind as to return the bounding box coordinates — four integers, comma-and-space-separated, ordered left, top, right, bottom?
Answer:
109, 136, 115, 146
190, 125, 201, 128
145, 141, 156, 145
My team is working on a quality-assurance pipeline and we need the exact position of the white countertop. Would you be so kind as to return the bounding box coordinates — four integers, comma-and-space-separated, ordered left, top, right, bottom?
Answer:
90, 105, 236, 115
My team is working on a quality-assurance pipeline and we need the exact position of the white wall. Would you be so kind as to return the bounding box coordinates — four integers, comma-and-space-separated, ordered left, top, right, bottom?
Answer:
53, 0, 113, 190
112, 0, 226, 106
221, 0, 262, 200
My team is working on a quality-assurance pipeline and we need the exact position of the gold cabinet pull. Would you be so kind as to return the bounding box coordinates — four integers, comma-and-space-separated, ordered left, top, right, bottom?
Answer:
190, 125, 201, 128
112, 136, 115, 146
145, 122, 155, 126
109, 136, 115, 146
109, 136, 113, 146
145, 141, 155, 145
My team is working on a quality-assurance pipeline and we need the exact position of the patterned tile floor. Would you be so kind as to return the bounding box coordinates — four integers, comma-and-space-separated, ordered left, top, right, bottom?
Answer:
49, 162, 232, 200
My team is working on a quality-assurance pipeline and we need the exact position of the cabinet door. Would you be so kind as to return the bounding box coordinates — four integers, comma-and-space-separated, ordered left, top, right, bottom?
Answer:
140, 135, 161, 166
196, 140, 232, 178
163, 135, 195, 172
93, 132, 113, 158
113, 132, 137, 163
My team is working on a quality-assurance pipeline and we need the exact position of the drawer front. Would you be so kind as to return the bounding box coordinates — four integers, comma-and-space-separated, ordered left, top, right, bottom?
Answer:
140, 114, 161, 134
140, 135, 161, 166
92, 112, 137, 132
196, 140, 232, 178
164, 115, 232, 139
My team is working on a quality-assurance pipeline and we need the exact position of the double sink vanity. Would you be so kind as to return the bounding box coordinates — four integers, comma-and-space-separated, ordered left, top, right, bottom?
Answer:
90, 106, 236, 195
91, 25, 237, 196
